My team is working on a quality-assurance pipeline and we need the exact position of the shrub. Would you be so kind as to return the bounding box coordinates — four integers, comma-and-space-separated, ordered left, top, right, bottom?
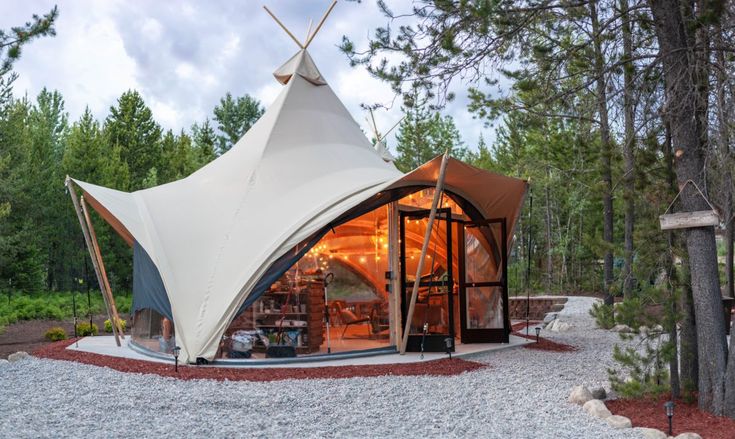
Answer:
75, 322, 98, 336
104, 318, 127, 333
589, 302, 615, 329
45, 326, 67, 341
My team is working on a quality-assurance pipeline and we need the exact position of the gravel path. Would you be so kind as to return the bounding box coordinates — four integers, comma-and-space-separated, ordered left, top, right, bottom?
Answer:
0, 297, 643, 439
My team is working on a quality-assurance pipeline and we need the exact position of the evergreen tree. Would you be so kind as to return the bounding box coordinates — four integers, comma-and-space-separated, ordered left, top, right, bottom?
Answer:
104, 90, 162, 190
191, 118, 217, 167
394, 98, 467, 172
212, 93, 264, 154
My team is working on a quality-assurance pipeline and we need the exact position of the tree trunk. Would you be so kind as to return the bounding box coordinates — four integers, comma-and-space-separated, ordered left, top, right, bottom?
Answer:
545, 164, 553, 295
589, 0, 615, 305
620, 0, 635, 299
649, 0, 728, 415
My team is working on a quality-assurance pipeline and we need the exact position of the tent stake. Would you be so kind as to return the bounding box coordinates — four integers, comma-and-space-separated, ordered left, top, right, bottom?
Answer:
400, 152, 450, 354
65, 177, 121, 346
81, 196, 125, 338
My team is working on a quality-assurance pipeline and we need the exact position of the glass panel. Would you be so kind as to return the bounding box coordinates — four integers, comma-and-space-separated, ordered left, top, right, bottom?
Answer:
131, 308, 176, 355
219, 206, 392, 359
465, 225, 500, 283
465, 286, 503, 329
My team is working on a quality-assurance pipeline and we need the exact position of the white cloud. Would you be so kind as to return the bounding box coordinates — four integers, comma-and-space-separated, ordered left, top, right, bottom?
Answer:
3, 0, 498, 149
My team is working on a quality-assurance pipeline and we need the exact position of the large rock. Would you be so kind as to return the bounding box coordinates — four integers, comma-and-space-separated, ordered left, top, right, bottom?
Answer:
582, 399, 612, 419
633, 427, 667, 439
7, 351, 30, 362
569, 386, 594, 405
591, 387, 607, 400
674, 433, 702, 439
549, 320, 571, 332
0, 359, 9, 366
605, 415, 632, 429
611, 324, 632, 333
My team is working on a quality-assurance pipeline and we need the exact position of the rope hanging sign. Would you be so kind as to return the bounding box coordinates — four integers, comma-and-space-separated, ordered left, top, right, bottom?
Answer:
659, 180, 720, 230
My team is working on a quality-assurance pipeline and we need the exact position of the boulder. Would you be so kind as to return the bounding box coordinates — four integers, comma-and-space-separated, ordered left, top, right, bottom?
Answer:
549, 320, 571, 332
7, 351, 30, 362
633, 427, 667, 439
591, 387, 607, 400
611, 324, 632, 333
582, 399, 612, 419
674, 434, 702, 439
605, 415, 632, 429
569, 386, 594, 405
0, 359, 9, 366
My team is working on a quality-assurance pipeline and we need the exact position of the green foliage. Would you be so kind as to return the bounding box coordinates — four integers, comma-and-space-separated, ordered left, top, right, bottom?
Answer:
212, 93, 264, 154
394, 95, 468, 172
104, 318, 127, 333
104, 90, 162, 189
589, 302, 615, 329
606, 286, 679, 399
75, 322, 98, 336
44, 326, 66, 341
0, 291, 131, 332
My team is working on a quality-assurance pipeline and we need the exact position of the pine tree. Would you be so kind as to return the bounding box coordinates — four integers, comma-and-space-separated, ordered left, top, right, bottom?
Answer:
104, 90, 162, 190
191, 118, 217, 167
212, 93, 264, 154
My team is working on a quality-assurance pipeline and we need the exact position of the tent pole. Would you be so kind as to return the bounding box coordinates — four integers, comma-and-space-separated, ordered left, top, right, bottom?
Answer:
304, 0, 337, 49
400, 152, 450, 354
263, 6, 304, 49
65, 177, 121, 346
388, 201, 401, 345
81, 196, 125, 339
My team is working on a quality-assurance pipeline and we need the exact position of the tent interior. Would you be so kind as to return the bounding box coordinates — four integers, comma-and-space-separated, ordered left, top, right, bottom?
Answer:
129, 186, 510, 361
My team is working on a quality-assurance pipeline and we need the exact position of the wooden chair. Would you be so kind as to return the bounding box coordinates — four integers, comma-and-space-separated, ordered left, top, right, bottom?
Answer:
334, 302, 370, 339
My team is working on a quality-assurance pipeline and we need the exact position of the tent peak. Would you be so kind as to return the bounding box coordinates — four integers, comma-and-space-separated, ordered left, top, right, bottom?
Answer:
273, 49, 327, 86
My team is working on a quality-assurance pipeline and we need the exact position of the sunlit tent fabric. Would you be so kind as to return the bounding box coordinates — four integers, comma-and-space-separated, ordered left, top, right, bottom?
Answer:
69, 49, 528, 363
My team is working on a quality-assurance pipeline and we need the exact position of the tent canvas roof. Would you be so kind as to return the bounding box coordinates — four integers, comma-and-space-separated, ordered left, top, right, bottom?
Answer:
71, 49, 527, 363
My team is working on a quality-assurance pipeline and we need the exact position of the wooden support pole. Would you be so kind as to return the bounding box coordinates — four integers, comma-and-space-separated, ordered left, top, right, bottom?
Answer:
263, 5, 304, 49
388, 201, 401, 345
400, 152, 450, 354
81, 196, 125, 338
304, 0, 337, 49
305, 19, 313, 46
65, 177, 121, 346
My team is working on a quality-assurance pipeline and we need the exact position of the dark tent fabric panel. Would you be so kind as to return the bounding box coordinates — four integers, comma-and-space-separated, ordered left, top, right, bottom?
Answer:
132, 241, 173, 321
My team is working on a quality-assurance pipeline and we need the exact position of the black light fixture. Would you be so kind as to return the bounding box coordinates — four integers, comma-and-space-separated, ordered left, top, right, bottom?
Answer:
664, 400, 674, 436
535, 327, 541, 343
444, 337, 453, 359
173, 345, 181, 372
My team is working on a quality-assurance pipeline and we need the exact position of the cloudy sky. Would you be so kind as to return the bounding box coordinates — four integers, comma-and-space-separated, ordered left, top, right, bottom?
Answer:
3, 1, 498, 150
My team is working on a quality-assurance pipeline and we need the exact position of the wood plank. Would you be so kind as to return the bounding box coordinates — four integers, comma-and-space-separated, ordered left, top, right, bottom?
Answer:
659, 211, 719, 230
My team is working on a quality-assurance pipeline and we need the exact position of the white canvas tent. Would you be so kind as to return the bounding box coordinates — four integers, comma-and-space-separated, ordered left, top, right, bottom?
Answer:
67, 46, 527, 363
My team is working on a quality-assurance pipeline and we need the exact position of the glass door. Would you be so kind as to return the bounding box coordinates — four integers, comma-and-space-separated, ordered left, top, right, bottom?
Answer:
459, 218, 509, 343
399, 208, 455, 352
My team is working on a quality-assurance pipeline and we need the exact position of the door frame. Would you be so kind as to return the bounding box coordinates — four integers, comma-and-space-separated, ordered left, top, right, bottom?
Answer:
399, 207, 455, 352
457, 218, 510, 343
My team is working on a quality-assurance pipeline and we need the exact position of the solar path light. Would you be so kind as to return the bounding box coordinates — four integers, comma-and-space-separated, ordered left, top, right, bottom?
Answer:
173, 346, 181, 373
664, 400, 674, 436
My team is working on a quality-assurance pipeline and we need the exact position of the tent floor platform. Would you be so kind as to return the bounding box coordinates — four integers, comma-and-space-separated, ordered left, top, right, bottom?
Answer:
66, 335, 532, 368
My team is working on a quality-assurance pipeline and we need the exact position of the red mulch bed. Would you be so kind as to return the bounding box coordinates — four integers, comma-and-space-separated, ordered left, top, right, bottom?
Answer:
607, 396, 735, 439
33, 338, 487, 382
511, 321, 578, 352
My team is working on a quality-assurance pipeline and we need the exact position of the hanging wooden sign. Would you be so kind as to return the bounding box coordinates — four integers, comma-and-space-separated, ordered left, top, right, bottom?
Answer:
659, 210, 720, 230
659, 180, 721, 230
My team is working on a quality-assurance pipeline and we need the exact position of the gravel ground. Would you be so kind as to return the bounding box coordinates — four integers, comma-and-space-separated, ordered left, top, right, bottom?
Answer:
0, 297, 643, 439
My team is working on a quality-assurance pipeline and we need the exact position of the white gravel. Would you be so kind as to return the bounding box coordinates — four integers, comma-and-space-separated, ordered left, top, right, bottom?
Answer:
0, 297, 643, 439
